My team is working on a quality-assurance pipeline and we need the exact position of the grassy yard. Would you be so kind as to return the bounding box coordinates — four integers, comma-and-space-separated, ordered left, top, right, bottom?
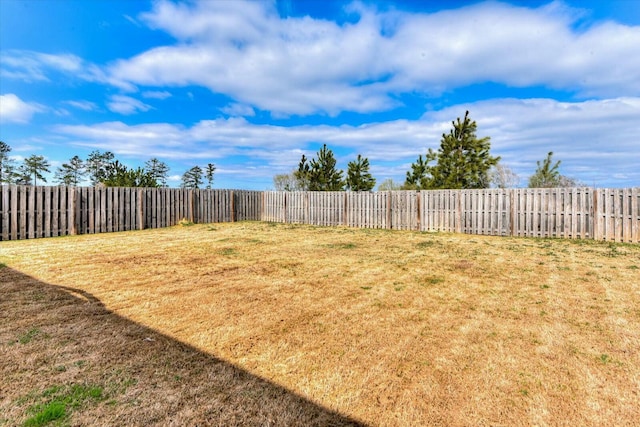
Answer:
1, 222, 639, 426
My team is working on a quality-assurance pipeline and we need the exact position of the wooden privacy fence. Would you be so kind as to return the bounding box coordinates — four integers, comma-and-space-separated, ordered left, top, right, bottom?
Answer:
263, 188, 639, 242
0, 186, 261, 241
1, 185, 638, 243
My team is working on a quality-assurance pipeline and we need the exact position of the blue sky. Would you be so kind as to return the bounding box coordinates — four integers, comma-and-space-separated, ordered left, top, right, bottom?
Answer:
1, 0, 639, 189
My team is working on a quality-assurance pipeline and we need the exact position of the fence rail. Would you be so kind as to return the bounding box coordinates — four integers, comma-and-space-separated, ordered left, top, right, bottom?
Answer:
1, 186, 638, 243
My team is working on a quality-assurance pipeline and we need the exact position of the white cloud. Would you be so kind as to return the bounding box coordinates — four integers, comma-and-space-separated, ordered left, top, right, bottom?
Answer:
63, 100, 99, 111
54, 97, 640, 188
0, 94, 45, 124
0, 51, 85, 82
423, 97, 640, 186
141, 90, 172, 99
220, 103, 255, 117
100, 0, 640, 116
107, 95, 152, 115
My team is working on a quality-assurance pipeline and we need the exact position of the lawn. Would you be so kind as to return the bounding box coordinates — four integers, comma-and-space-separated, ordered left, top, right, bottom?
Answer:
1, 222, 639, 426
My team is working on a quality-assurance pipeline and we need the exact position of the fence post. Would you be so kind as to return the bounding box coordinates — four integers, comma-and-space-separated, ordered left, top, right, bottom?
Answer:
592, 188, 600, 240
387, 191, 392, 229
230, 190, 235, 222
509, 190, 516, 237
455, 190, 462, 234
416, 191, 422, 231
343, 192, 348, 226
282, 191, 287, 224
69, 187, 78, 235
1, 185, 9, 241
137, 188, 145, 230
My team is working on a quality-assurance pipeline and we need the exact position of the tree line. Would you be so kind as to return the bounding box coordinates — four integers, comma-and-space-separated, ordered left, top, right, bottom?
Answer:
0, 141, 215, 189
1, 112, 580, 190
274, 111, 580, 191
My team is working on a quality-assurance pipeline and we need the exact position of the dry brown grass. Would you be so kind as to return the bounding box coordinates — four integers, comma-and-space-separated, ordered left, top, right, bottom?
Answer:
1, 221, 639, 426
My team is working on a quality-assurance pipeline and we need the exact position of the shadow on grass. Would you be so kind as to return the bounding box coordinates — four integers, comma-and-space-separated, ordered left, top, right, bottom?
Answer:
0, 266, 366, 426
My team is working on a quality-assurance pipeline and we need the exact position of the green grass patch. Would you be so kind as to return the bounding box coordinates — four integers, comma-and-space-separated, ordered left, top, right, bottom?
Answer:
23, 402, 66, 426
22, 384, 104, 426
18, 328, 42, 345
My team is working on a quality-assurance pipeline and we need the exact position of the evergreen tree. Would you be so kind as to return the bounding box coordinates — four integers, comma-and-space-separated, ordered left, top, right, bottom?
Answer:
54, 155, 86, 186
294, 155, 311, 190
2, 161, 18, 184
102, 161, 158, 187
527, 152, 580, 188
346, 154, 376, 191
13, 170, 31, 185
205, 163, 216, 189
0, 141, 16, 183
307, 144, 344, 191
424, 111, 499, 189
528, 152, 561, 188
21, 155, 51, 186
404, 154, 430, 190
181, 166, 203, 189
86, 150, 115, 185
144, 158, 169, 187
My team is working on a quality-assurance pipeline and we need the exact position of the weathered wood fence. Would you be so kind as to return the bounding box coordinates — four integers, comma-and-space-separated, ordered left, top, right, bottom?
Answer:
0, 186, 261, 241
263, 188, 639, 242
1, 186, 638, 243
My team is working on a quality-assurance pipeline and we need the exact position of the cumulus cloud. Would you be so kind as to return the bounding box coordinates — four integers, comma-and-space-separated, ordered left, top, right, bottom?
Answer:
100, 0, 640, 116
0, 94, 45, 124
220, 103, 255, 117
106, 95, 152, 115
54, 97, 640, 188
424, 97, 640, 186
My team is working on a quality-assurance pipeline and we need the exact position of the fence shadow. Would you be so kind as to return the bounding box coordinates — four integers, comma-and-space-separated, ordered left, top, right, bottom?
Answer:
0, 266, 366, 426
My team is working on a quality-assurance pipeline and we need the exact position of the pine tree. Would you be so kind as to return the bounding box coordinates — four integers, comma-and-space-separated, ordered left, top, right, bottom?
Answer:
528, 152, 561, 188
145, 158, 170, 187
205, 163, 216, 189
21, 155, 51, 186
307, 144, 344, 191
0, 141, 16, 183
294, 155, 311, 190
181, 166, 203, 189
346, 154, 376, 191
404, 154, 430, 190
55, 155, 86, 186
86, 150, 115, 185
422, 111, 499, 189
100, 161, 159, 187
